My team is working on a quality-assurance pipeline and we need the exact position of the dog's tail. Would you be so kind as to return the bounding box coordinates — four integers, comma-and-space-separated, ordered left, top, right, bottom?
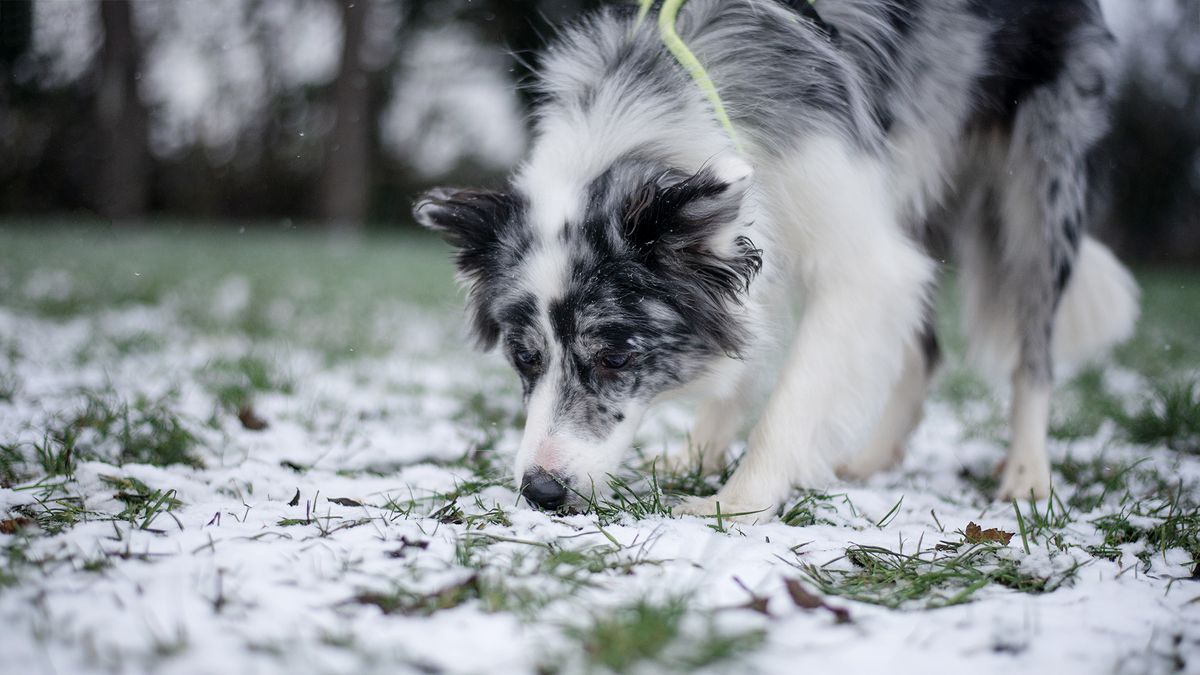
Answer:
964, 236, 1139, 381
1051, 236, 1140, 372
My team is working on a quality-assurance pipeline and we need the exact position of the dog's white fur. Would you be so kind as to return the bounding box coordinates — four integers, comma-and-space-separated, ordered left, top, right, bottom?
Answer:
674, 137, 936, 516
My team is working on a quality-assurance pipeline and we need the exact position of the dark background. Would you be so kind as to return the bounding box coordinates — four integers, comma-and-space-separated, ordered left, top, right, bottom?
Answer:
0, 0, 1196, 261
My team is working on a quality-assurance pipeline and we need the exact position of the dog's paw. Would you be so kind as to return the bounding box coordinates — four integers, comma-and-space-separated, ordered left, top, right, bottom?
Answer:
673, 495, 775, 524
995, 456, 1052, 502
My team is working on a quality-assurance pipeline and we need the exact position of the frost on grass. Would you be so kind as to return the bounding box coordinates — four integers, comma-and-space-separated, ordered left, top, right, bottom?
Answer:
1, 228, 1199, 674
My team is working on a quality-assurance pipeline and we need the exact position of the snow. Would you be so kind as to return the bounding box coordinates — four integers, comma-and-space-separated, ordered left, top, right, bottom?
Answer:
1, 253, 1199, 675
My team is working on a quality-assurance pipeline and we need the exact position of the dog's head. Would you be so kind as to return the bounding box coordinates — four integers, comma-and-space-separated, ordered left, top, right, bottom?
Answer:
414, 156, 761, 511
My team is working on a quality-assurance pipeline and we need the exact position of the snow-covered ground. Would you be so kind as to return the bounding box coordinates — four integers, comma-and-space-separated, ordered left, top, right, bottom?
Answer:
1, 227, 1198, 675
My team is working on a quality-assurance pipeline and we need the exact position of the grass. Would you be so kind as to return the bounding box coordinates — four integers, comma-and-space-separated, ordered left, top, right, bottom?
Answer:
1049, 371, 1200, 453
1049, 368, 1126, 440
350, 535, 665, 621
352, 572, 548, 618
646, 445, 738, 498
1122, 380, 1200, 454
0, 443, 26, 487
0, 223, 459, 365
200, 353, 295, 411
1053, 453, 1148, 512
100, 475, 184, 531
0, 542, 29, 588
2, 223, 1200, 670
1089, 482, 1200, 568
801, 529, 1081, 610
61, 393, 202, 469
578, 471, 677, 526
0, 370, 17, 403
566, 596, 765, 673
781, 490, 852, 527
12, 484, 95, 535
0, 433, 78, 487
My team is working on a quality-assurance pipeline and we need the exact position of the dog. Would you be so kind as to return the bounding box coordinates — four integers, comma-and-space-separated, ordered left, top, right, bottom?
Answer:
414, 0, 1139, 518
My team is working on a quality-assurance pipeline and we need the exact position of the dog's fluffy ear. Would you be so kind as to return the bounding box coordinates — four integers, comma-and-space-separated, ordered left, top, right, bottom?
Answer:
414, 187, 513, 249
622, 158, 761, 307
413, 187, 521, 350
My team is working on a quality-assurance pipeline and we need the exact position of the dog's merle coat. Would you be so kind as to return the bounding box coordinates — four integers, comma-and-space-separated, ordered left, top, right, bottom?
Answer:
416, 0, 1138, 513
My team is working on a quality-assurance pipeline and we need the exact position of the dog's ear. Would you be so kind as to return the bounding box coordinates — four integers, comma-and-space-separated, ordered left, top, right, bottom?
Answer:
622, 158, 761, 307
414, 187, 521, 350
414, 186, 513, 250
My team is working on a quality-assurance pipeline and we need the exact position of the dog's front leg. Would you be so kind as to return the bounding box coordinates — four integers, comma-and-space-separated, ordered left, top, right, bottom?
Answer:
664, 358, 757, 477
677, 138, 934, 522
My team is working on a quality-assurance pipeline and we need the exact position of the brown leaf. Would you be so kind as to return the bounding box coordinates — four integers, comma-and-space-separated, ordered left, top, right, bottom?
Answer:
287, 489, 300, 507
328, 497, 363, 507
0, 518, 32, 535
386, 536, 430, 559
732, 576, 772, 616
784, 578, 823, 609
237, 405, 269, 431
784, 578, 851, 624
964, 522, 1015, 545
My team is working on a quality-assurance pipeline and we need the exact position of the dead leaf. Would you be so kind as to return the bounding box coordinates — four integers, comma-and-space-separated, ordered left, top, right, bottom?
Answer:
732, 576, 772, 616
964, 522, 1015, 546
0, 518, 32, 535
785, 578, 851, 624
328, 497, 363, 507
785, 577, 823, 609
386, 536, 429, 559
287, 489, 300, 507
237, 405, 269, 431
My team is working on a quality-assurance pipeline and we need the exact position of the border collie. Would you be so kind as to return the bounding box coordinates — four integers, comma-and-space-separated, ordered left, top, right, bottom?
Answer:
414, 0, 1139, 518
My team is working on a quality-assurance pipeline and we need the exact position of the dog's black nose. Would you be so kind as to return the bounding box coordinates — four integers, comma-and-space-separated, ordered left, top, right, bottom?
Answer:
520, 468, 569, 511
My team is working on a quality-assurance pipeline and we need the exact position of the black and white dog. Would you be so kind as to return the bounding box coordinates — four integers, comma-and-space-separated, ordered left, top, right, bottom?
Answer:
415, 0, 1138, 518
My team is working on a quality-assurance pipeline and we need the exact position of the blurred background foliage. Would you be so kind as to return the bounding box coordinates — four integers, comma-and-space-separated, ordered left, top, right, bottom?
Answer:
0, 0, 1196, 262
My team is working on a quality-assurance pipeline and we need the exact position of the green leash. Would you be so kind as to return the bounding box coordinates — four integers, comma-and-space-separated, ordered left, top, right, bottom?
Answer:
635, 0, 822, 152
635, 0, 742, 151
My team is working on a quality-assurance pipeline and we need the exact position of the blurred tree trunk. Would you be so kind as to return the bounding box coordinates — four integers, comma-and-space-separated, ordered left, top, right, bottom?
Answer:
0, 1, 32, 72
0, 0, 32, 122
320, 0, 370, 233
95, 0, 150, 220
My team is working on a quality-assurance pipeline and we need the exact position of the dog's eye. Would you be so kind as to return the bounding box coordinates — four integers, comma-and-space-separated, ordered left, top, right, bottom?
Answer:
514, 349, 541, 369
598, 352, 633, 370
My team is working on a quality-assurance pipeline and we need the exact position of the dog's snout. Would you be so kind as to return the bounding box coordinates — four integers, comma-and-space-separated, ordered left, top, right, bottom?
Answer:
520, 468, 569, 511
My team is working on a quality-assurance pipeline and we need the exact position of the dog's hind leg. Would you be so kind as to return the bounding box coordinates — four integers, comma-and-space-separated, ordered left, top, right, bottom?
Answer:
957, 175, 1058, 501
965, 40, 1119, 500
837, 319, 940, 480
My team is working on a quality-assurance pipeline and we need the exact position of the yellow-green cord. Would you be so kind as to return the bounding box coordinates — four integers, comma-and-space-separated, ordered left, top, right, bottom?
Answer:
634, 0, 742, 151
